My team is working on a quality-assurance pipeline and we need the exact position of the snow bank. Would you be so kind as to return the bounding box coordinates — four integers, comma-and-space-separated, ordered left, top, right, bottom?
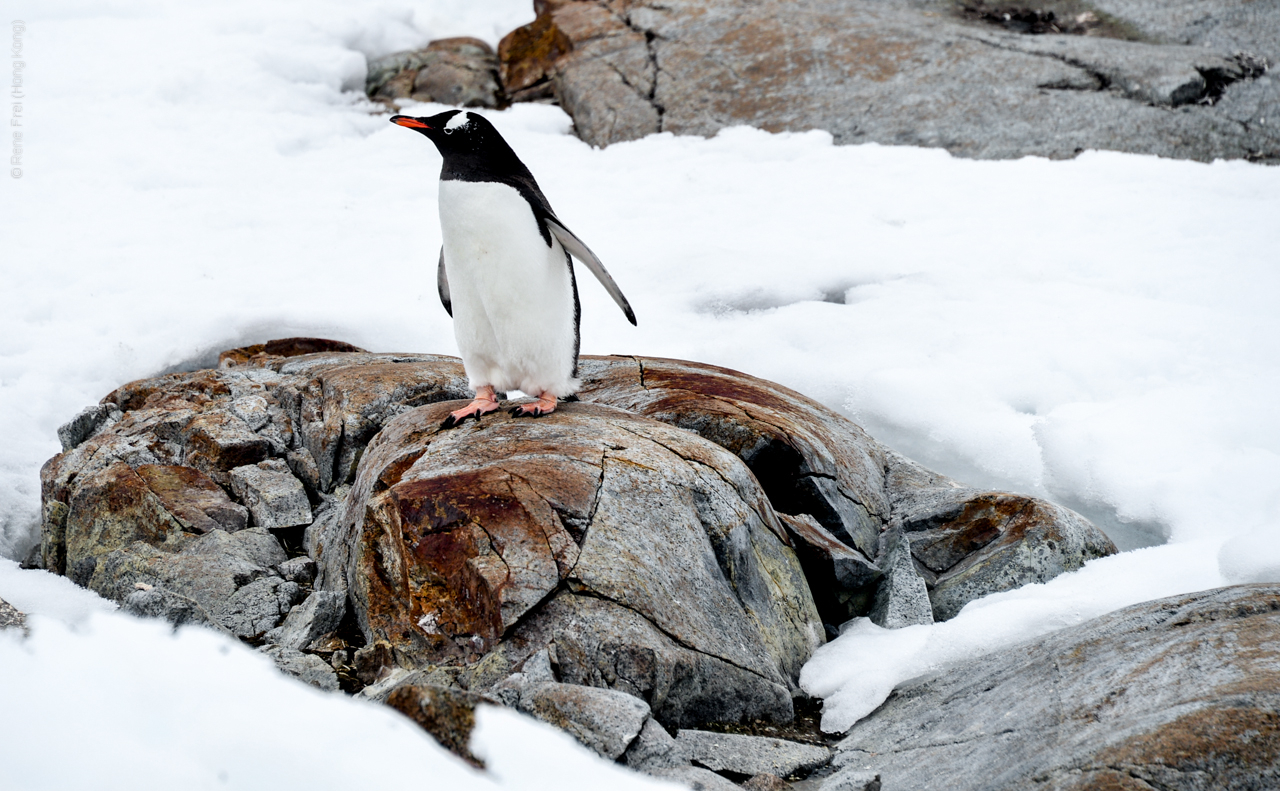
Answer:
2, 0, 1278, 748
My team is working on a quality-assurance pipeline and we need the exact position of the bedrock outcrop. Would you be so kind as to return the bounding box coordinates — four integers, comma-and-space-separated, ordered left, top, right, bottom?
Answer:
35, 338, 1115, 765
496, 0, 1278, 163
829, 584, 1280, 791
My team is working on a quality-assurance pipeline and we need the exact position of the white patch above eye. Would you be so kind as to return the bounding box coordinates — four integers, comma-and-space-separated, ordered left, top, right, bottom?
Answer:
445, 112, 471, 131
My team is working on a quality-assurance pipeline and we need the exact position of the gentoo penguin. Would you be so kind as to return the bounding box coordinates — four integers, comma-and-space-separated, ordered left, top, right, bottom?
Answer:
391, 109, 636, 428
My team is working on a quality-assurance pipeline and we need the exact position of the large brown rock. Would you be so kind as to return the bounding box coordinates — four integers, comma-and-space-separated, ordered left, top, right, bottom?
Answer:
830, 584, 1280, 790
498, 0, 1278, 163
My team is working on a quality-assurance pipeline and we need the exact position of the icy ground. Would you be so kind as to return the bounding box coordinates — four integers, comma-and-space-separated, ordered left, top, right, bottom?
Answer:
1, 0, 1279, 783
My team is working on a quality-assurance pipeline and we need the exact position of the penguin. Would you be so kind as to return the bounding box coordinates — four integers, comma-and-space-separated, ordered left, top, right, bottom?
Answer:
390, 109, 636, 429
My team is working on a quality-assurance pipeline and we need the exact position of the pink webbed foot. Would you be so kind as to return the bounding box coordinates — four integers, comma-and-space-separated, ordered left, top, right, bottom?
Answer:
441, 386, 501, 429
509, 391, 558, 418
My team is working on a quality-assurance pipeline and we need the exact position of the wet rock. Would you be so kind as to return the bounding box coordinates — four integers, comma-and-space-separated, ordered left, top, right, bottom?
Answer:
499, 0, 1279, 163
57, 403, 121, 451
338, 399, 820, 727
675, 729, 832, 778
136, 464, 248, 534
230, 459, 312, 529
0, 597, 26, 632
260, 645, 340, 692
384, 684, 489, 765
868, 527, 933, 629
265, 590, 345, 649
367, 38, 502, 108
651, 766, 741, 791
624, 717, 688, 772
832, 584, 1280, 790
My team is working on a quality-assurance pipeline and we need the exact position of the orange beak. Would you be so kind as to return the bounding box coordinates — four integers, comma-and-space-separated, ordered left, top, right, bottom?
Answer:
392, 117, 431, 129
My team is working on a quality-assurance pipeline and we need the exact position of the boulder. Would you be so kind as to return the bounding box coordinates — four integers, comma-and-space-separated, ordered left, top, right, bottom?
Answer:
230, 459, 312, 529
330, 398, 822, 727
265, 590, 346, 650
867, 527, 933, 629
624, 717, 688, 772
831, 584, 1280, 790
652, 766, 742, 791
498, 0, 1279, 163
517, 682, 652, 760
366, 38, 503, 109
260, 645, 340, 692
675, 729, 832, 778
56, 403, 121, 451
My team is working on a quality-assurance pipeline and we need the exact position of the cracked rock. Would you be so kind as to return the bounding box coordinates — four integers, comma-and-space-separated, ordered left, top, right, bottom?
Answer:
57, 403, 122, 451
833, 584, 1280, 791
230, 459, 312, 529
675, 729, 832, 778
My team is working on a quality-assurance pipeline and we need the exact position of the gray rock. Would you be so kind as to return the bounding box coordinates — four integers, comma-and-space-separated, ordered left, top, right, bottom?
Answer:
521, 648, 556, 683
122, 585, 228, 633
518, 682, 652, 760
832, 584, 1280, 791
264, 590, 345, 649
0, 597, 26, 632
260, 645, 340, 692
57, 403, 122, 451
624, 717, 688, 773
780, 513, 881, 627
675, 729, 832, 778
182, 411, 272, 485
868, 528, 933, 629
821, 768, 882, 791
743, 774, 795, 791
651, 766, 742, 791
367, 37, 501, 108
210, 576, 300, 637
230, 459, 312, 529
502, 0, 1279, 163
277, 555, 316, 584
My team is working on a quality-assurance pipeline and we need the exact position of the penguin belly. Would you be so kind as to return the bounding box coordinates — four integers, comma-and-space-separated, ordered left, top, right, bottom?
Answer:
438, 179, 580, 398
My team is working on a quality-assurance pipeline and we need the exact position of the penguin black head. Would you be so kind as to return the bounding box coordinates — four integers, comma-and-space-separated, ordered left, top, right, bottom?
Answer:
391, 110, 526, 181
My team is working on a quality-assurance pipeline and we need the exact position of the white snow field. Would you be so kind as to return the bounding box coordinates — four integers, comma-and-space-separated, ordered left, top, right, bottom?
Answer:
1, 0, 1279, 780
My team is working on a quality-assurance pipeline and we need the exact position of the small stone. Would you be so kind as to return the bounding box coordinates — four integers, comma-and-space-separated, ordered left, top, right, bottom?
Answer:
518, 682, 651, 760
385, 684, 489, 765
229, 395, 270, 430
330, 649, 350, 669
264, 590, 345, 649
134, 582, 153, 591
260, 644, 340, 691
521, 648, 556, 683
624, 717, 688, 773
743, 774, 793, 791
675, 730, 832, 778
230, 459, 312, 529
0, 597, 27, 632
868, 527, 933, 629
277, 556, 317, 584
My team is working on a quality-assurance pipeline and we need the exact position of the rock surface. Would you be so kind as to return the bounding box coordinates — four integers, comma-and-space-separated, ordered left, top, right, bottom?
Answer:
384, 684, 489, 765
0, 597, 25, 632
498, 0, 1278, 163
675, 729, 832, 778
832, 584, 1280, 790
366, 37, 503, 108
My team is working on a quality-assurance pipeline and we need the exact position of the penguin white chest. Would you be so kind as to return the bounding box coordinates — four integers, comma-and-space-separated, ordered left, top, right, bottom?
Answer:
438, 179, 579, 397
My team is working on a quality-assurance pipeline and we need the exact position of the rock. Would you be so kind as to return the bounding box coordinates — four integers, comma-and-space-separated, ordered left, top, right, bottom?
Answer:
183, 411, 272, 485
367, 38, 502, 108
0, 597, 26, 632
743, 775, 794, 791
217, 337, 366, 369
57, 403, 121, 451
260, 645, 340, 692
264, 590, 345, 649
499, 0, 1279, 163
821, 768, 882, 791
675, 730, 832, 778
338, 399, 820, 727
384, 684, 489, 765
277, 556, 317, 584
136, 464, 248, 534
651, 766, 742, 791
867, 527, 933, 629
831, 584, 1280, 790
122, 585, 226, 632
516, 682, 652, 760
230, 459, 312, 529
624, 717, 688, 772
780, 514, 881, 628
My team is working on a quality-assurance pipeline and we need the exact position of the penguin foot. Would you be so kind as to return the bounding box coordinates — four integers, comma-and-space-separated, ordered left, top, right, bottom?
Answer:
509, 392, 558, 418
441, 388, 501, 429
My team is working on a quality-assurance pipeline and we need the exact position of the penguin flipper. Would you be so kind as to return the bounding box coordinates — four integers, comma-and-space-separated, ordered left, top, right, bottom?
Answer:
546, 219, 637, 326
437, 246, 452, 317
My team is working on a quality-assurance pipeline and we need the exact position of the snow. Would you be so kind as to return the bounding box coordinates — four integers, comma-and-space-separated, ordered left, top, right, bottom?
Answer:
0, 0, 1277, 772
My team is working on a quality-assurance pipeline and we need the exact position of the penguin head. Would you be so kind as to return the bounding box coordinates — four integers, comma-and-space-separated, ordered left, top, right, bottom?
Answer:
390, 110, 508, 158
